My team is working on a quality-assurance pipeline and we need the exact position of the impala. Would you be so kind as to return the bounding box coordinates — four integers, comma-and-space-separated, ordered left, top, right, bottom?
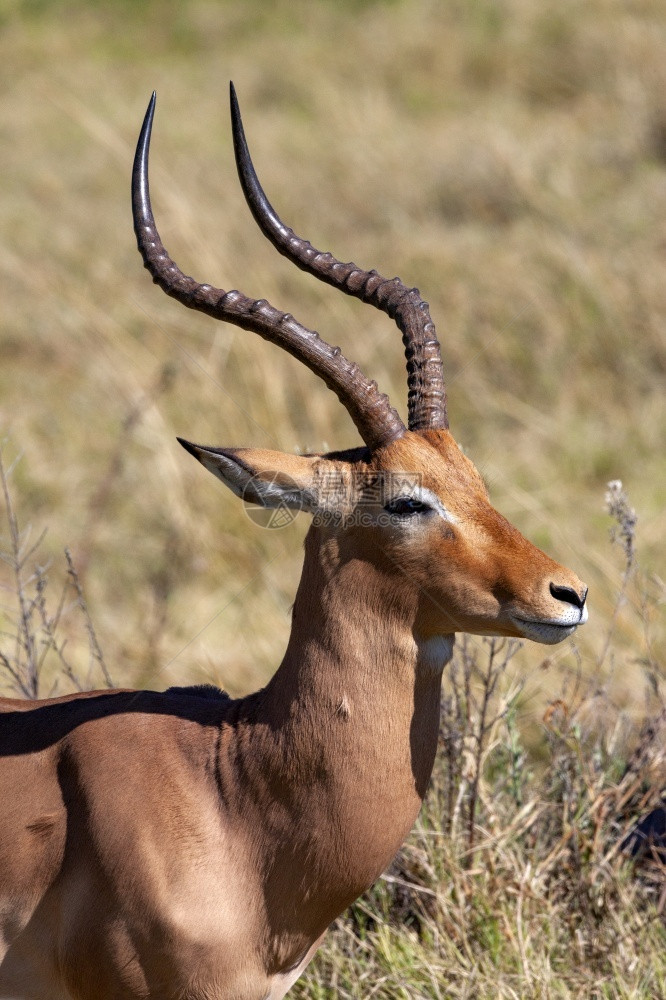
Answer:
0, 85, 588, 1000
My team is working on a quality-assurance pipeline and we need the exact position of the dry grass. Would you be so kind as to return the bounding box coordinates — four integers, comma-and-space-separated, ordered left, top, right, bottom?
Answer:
1, 0, 665, 994
1, 0, 665, 699
1, 0, 664, 700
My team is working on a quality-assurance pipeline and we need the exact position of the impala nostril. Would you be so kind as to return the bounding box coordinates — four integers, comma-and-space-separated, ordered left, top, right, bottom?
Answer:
550, 582, 586, 609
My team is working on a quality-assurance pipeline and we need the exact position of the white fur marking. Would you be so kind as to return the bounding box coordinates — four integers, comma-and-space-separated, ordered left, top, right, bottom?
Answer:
417, 635, 455, 673
404, 486, 458, 524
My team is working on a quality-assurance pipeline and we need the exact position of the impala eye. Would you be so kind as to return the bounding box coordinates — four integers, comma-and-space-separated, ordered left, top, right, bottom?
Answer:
384, 496, 433, 517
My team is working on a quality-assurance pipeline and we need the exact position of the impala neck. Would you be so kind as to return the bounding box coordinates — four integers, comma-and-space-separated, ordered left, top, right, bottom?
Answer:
231, 525, 452, 946
264, 526, 450, 784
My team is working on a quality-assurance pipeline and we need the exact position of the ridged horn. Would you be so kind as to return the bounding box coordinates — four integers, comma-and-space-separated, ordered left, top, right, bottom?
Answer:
132, 93, 406, 452
229, 82, 448, 431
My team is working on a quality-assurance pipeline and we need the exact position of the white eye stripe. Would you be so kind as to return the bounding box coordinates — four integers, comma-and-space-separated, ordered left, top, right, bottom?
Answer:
402, 487, 457, 524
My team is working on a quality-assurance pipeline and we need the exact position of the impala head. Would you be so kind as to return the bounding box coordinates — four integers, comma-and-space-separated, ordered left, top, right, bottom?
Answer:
132, 84, 588, 649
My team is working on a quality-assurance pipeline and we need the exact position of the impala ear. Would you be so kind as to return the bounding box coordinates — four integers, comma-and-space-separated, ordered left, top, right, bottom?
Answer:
177, 439, 327, 512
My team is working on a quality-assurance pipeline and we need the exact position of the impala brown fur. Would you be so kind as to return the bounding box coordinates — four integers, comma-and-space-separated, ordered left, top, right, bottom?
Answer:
0, 88, 587, 1000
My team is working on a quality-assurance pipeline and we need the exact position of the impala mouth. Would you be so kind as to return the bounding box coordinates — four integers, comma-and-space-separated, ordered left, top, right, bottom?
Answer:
511, 607, 587, 645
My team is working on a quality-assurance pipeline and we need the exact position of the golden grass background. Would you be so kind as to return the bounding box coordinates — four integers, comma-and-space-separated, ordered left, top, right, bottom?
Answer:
2, 3, 666, 996
1, 0, 664, 711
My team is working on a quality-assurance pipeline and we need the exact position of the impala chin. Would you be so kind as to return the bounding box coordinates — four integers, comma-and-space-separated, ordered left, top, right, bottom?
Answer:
510, 605, 588, 645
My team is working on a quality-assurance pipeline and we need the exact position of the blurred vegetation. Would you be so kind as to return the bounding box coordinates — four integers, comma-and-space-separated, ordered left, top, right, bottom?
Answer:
0, 0, 664, 690
1, 0, 665, 994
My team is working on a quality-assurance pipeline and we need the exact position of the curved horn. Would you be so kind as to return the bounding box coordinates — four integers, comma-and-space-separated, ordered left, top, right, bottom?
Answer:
230, 82, 448, 432
132, 94, 405, 452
